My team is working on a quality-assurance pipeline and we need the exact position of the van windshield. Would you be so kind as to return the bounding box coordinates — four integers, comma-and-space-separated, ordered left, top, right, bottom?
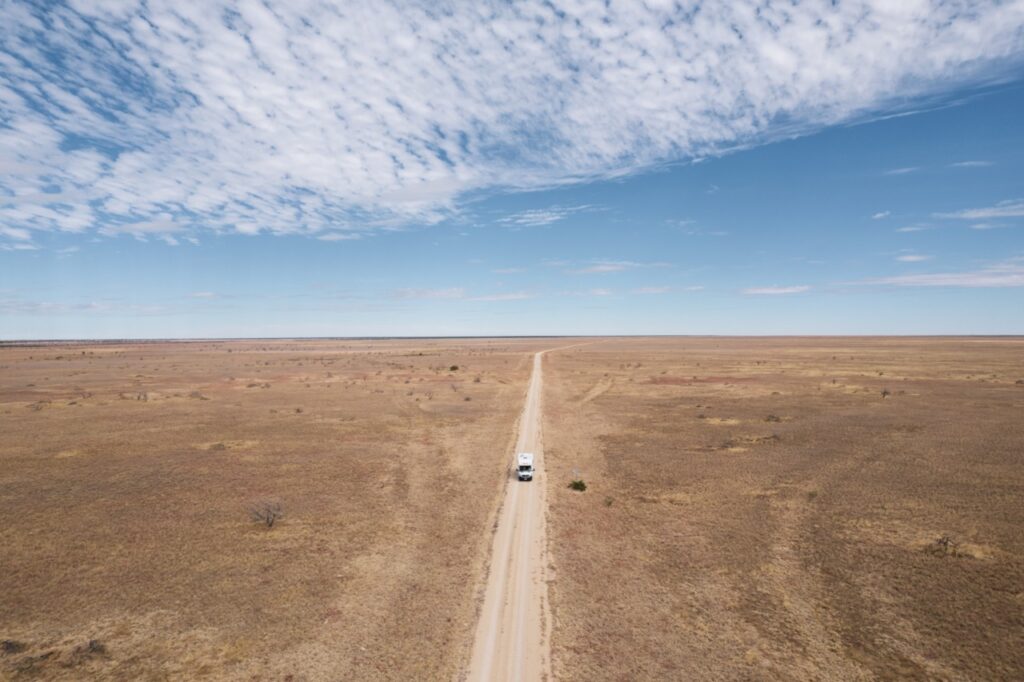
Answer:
518, 464, 532, 471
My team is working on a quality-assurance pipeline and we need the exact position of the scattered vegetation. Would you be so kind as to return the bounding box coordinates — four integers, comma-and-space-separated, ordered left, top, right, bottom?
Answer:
924, 535, 964, 558
546, 338, 1024, 679
249, 500, 284, 528
1, 640, 26, 654
568, 479, 587, 492
71, 639, 107, 662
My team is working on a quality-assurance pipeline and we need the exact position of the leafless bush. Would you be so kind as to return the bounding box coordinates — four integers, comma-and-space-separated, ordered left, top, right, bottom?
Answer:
881, 388, 891, 399
73, 639, 106, 659
250, 500, 283, 528
2, 639, 26, 654
925, 535, 962, 557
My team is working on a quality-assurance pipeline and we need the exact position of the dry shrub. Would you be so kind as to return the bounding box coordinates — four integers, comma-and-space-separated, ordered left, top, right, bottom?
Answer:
2, 640, 26, 654
924, 535, 964, 558
249, 500, 284, 528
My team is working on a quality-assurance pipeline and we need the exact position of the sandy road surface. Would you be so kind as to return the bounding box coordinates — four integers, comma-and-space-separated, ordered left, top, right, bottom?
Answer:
466, 349, 558, 681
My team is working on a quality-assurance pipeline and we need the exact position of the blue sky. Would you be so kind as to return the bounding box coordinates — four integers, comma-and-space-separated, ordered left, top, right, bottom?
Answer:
1, 1, 1023, 338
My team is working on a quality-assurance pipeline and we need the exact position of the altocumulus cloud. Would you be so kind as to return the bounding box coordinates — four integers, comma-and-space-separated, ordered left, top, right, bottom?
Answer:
742, 286, 811, 295
2, 1, 1024, 241
861, 259, 1024, 288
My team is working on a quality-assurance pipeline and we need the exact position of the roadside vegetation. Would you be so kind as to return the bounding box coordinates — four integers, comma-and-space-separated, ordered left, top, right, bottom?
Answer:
545, 338, 1024, 680
0, 339, 547, 679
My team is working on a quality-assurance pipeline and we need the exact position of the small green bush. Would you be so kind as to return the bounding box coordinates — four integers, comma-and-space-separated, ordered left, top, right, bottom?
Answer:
568, 479, 587, 492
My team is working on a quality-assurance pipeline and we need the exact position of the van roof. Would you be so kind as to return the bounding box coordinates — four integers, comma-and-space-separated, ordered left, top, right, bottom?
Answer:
517, 452, 534, 461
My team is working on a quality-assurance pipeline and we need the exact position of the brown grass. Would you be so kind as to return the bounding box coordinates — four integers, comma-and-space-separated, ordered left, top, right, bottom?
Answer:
544, 337, 1024, 680
0, 338, 554, 680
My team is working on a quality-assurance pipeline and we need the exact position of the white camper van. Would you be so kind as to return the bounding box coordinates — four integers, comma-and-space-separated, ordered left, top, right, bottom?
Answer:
517, 452, 535, 481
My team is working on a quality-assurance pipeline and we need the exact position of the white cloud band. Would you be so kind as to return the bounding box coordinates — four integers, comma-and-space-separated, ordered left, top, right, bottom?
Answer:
2, 1, 1023, 240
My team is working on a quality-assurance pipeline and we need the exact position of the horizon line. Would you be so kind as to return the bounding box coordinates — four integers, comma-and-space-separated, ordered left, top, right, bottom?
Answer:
3, 333, 1024, 346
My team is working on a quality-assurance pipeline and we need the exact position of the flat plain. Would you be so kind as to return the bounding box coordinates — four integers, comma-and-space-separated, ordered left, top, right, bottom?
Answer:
544, 337, 1024, 680
0, 338, 554, 680
3, 337, 1023, 681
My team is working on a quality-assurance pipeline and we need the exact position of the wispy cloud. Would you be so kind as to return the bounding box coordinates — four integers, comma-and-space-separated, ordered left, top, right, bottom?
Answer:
896, 254, 932, 262
98, 217, 185, 239
317, 232, 363, 241
860, 259, 1024, 288
2, 2, 1022, 239
632, 286, 671, 294
493, 267, 525, 274
678, 227, 729, 237
0, 297, 166, 315
390, 287, 531, 302
935, 200, 1024, 220
498, 205, 593, 227
872, 211, 891, 220
883, 167, 920, 176
469, 292, 532, 302
969, 222, 1007, 230
742, 285, 811, 295
949, 160, 993, 168
896, 224, 931, 233
0, 226, 33, 241
188, 291, 217, 299
392, 287, 466, 300
569, 260, 669, 274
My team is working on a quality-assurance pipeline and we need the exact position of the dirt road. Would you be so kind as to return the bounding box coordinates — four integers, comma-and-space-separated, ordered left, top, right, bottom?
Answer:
466, 350, 554, 681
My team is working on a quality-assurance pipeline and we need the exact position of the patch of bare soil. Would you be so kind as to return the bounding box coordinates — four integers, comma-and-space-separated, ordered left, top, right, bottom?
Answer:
544, 337, 1024, 680
0, 338, 555, 680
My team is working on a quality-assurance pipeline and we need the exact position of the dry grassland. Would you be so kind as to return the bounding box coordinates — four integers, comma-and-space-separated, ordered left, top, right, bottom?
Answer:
544, 337, 1024, 680
0, 338, 550, 680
